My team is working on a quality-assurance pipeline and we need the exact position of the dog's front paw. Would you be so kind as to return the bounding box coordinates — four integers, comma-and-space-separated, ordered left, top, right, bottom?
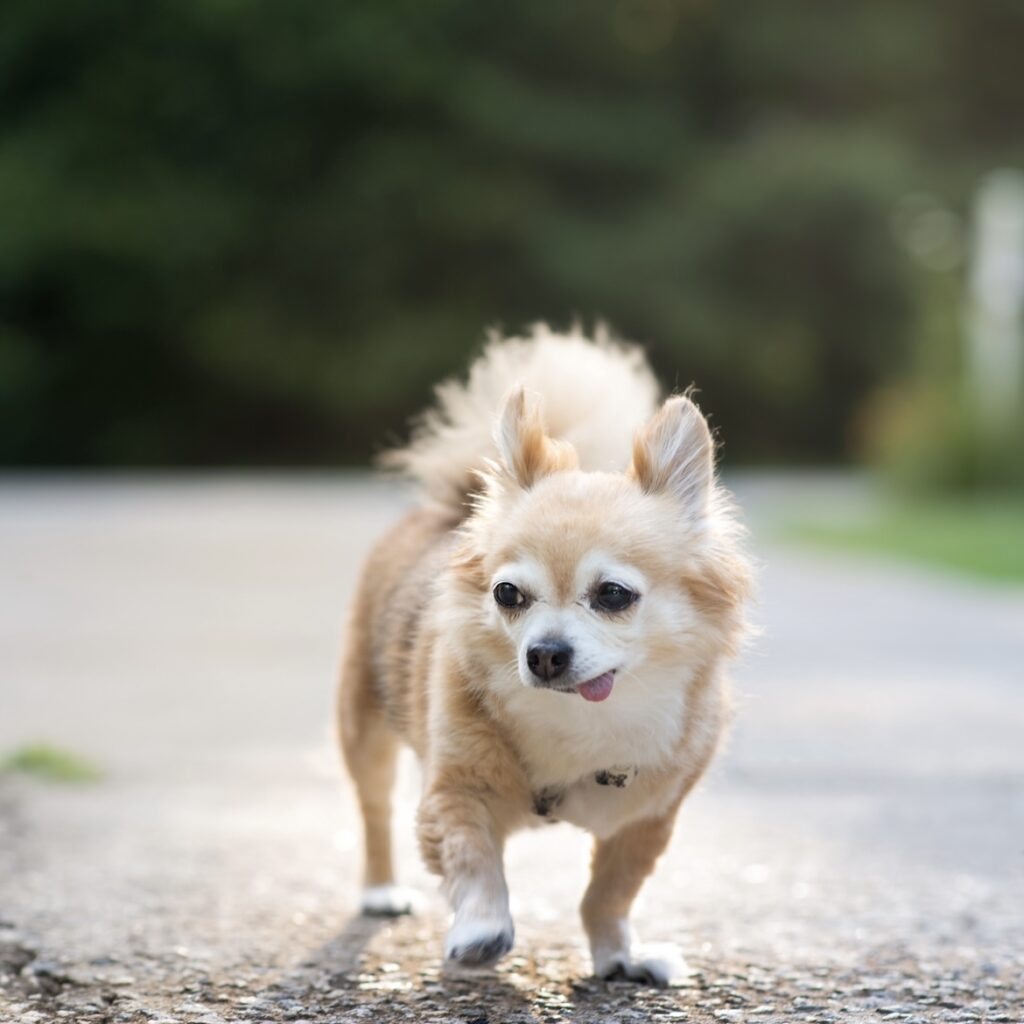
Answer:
359, 884, 420, 917
444, 917, 515, 967
594, 944, 689, 988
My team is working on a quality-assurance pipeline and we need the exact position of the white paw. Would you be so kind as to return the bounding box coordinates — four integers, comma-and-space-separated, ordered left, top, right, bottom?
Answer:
444, 916, 515, 967
359, 884, 420, 917
594, 943, 690, 988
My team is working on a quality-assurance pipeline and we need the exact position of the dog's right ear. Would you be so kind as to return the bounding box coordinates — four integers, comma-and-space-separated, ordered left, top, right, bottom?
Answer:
629, 394, 714, 519
495, 386, 578, 489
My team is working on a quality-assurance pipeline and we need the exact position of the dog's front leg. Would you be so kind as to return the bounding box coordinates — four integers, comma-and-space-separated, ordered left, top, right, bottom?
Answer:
419, 784, 514, 966
418, 653, 530, 967
581, 810, 686, 987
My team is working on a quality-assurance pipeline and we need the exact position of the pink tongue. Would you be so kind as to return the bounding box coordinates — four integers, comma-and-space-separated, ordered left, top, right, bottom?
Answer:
577, 672, 615, 703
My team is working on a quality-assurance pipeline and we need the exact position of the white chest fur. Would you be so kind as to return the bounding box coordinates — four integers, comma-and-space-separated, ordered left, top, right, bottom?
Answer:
492, 665, 690, 792
540, 769, 678, 840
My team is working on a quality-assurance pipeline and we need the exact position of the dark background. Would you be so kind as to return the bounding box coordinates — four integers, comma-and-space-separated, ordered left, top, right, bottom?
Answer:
2, 0, 1022, 479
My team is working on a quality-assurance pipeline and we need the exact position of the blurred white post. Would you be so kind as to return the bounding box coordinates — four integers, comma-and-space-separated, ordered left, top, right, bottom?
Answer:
966, 170, 1024, 435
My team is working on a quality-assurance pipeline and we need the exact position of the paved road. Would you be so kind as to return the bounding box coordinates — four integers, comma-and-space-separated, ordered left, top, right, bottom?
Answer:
1, 477, 1022, 1024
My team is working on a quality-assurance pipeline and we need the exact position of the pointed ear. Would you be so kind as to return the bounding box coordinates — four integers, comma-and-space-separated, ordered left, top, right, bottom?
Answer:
629, 395, 714, 516
495, 385, 578, 488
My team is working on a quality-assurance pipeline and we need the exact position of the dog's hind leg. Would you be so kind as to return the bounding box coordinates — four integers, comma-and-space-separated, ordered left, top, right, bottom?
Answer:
338, 647, 416, 917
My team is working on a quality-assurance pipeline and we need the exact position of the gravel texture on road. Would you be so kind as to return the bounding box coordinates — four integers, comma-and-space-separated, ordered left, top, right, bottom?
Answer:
2, 477, 1022, 1024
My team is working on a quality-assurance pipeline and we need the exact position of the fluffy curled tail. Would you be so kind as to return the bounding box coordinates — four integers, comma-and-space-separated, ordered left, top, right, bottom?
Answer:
381, 324, 661, 516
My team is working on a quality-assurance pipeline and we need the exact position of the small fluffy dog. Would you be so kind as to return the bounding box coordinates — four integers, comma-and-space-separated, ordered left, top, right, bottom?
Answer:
337, 327, 751, 985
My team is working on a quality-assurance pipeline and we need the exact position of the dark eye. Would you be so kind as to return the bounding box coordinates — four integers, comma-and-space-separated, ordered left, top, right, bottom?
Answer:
594, 582, 638, 613
493, 582, 527, 609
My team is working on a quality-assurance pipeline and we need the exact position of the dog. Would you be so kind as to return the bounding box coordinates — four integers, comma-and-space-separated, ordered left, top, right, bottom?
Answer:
337, 326, 751, 985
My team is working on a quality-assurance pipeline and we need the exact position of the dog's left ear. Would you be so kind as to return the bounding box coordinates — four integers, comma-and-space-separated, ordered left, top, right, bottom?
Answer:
495, 385, 578, 489
629, 395, 714, 517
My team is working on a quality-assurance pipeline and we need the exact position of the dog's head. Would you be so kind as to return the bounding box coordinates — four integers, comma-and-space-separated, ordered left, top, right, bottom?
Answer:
453, 388, 750, 704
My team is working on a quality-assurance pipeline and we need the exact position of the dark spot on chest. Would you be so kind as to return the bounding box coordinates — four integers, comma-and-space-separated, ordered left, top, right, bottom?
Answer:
532, 787, 563, 819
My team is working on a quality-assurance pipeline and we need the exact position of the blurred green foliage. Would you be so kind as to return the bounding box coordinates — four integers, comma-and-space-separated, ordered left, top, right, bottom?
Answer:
866, 264, 1024, 492
2, 0, 1023, 467
2, 743, 102, 782
783, 495, 1024, 583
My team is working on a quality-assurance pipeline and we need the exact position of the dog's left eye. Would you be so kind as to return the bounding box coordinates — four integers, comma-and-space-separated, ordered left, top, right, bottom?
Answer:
494, 582, 527, 609
594, 582, 638, 612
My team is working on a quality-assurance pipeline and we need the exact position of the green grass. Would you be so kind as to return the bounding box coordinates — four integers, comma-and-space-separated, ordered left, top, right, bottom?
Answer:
2, 744, 103, 783
782, 497, 1024, 583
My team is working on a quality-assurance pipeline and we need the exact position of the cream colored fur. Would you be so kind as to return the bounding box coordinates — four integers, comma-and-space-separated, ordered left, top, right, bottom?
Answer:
382, 323, 660, 514
338, 327, 751, 986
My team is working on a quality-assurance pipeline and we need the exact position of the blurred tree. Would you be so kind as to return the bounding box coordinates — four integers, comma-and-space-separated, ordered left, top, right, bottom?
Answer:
1, 0, 1022, 467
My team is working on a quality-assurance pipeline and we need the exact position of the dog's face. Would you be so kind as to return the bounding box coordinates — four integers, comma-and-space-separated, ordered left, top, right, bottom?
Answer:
460, 390, 747, 705
489, 528, 649, 700
484, 478, 700, 703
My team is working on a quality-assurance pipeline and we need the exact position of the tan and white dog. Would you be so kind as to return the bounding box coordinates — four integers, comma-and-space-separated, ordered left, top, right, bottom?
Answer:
337, 327, 751, 985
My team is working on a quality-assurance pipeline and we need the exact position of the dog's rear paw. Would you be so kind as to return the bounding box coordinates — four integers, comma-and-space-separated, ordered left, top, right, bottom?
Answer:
360, 884, 420, 917
595, 945, 690, 988
444, 918, 515, 968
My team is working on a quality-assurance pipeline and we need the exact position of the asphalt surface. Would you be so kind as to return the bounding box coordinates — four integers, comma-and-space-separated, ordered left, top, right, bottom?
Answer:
1, 476, 1022, 1024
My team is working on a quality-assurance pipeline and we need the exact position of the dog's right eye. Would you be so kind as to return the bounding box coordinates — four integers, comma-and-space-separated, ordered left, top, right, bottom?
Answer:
594, 581, 638, 612
493, 582, 527, 609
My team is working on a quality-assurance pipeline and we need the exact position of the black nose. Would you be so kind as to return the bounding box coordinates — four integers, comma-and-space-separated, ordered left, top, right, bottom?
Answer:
527, 640, 573, 682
